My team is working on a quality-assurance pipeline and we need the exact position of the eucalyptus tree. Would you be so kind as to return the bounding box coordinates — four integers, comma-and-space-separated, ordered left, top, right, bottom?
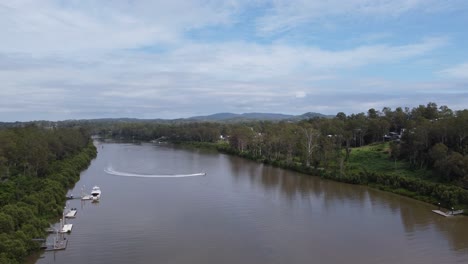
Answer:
278, 122, 302, 165
454, 110, 468, 153
299, 121, 320, 167
228, 124, 255, 153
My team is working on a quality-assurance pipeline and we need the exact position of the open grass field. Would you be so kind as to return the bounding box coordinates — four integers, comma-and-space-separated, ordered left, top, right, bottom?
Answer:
346, 142, 433, 180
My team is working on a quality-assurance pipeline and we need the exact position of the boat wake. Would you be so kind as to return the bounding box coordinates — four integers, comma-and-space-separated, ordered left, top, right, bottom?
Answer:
104, 167, 205, 178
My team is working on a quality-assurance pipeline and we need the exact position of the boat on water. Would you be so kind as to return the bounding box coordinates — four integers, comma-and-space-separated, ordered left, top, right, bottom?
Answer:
80, 185, 101, 200
91, 186, 101, 201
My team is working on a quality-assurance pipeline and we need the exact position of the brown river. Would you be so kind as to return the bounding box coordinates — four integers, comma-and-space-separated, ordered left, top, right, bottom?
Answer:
29, 142, 468, 264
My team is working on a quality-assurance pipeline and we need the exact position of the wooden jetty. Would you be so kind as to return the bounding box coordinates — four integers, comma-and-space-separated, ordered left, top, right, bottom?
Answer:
45, 233, 68, 251
59, 216, 73, 233
432, 209, 464, 217
80, 185, 95, 200
81, 194, 93, 200
45, 227, 56, 233
65, 208, 77, 218
60, 223, 73, 233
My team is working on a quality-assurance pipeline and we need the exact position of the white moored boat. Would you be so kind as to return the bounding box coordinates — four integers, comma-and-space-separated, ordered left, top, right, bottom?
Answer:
91, 186, 101, 201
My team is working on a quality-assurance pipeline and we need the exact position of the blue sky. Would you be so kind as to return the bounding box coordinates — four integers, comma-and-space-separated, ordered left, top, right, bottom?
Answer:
0, 0, 467, 121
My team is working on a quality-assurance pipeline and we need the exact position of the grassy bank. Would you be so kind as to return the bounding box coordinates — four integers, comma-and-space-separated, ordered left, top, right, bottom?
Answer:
347, 143, 431, 179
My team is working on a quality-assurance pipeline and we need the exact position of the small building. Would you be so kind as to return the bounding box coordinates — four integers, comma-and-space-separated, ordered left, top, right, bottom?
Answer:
384, 132, 402, 142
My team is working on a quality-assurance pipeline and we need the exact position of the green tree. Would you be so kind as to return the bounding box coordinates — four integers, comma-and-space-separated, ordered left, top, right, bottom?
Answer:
390, 141, 401, 169
299, 123, 320, 167
0, 212, 14, 233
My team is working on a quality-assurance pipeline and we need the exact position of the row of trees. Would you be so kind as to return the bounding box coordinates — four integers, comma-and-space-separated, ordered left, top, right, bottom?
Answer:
90, 102, 468, 206
0, 126, 96, 263
0, 126, 90, 179
98, 103, 467, 185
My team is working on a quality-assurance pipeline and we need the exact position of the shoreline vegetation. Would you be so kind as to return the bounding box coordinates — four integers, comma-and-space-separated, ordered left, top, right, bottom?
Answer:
0, 126, 96, 264
91, 103, 467, 214
2, 102, 466, 262
176, 140, 468, 212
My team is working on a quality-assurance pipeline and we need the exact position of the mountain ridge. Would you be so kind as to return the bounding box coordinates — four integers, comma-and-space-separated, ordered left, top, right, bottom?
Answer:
187, 112, 332, 122
0, 112, 333, 126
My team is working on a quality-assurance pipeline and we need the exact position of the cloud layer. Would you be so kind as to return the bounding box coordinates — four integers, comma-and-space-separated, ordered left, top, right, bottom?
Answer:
0, 0, 467, 121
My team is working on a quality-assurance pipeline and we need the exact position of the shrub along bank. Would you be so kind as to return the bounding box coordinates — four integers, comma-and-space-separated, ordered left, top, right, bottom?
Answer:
185, 141, 468, 210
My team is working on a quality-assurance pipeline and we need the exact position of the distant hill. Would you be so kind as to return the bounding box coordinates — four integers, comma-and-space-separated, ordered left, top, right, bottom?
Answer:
0, 112, 332, 126
188, 112, 331, 122
189, 113, 243, 121
296, 112, 332, 120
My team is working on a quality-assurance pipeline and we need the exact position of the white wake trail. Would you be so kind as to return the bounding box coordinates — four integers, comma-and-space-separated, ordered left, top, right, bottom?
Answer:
104, 167, 205, 178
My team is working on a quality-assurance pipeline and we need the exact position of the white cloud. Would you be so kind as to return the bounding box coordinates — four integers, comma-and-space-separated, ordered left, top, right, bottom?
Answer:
0, 0, 239, 54
0, 0, 464, 121
256, 0, 465, 34
0, 37, 448, 120
0, 0, 457, 54
295, 91, 307, 98
172, 38, 445, 77
439, 63, 468, 79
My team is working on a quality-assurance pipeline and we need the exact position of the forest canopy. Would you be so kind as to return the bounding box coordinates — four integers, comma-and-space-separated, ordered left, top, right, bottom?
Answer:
89, 103, 468, 206
0, 126, 96, 264
93, 103, 467, 185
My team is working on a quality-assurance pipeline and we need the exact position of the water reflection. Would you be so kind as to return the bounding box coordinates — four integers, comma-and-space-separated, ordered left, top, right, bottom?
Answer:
226, 154, 468, 253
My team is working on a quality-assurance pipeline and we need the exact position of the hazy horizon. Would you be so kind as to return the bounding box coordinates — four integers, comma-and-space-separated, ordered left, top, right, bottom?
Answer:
1, 1, 467, 122
0, 111, 324, 123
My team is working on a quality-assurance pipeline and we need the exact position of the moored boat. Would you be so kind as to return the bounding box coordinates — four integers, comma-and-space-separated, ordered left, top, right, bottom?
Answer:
91, 186, 101, 201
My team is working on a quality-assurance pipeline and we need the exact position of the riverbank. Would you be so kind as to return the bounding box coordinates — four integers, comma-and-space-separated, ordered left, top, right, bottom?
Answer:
30, 141, 468, 264
173, 141, 468, 213
1, 140, 97, 264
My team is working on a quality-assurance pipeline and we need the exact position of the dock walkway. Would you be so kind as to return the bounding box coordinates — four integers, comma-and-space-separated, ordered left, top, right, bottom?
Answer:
81, 194, 93, 200
45, 238, 68, 251
65, 209, 77, 218
60, 223, 73, 233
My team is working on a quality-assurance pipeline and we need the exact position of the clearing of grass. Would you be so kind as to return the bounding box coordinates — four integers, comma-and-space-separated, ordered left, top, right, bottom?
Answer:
347, 142, 433, 180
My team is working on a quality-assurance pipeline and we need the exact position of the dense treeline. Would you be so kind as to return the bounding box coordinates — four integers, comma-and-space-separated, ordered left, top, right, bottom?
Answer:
99, 103, 468, 206
0, 126, 96, 264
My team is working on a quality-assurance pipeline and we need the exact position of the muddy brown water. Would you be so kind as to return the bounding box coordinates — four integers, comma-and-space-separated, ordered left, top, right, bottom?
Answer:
29, 142, 468, 264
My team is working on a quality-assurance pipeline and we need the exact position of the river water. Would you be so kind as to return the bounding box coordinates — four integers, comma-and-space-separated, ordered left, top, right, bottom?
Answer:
30, 142, 468, 264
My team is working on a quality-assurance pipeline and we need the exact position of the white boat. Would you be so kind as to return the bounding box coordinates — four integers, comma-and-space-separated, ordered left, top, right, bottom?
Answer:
91, 186, 101, 201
